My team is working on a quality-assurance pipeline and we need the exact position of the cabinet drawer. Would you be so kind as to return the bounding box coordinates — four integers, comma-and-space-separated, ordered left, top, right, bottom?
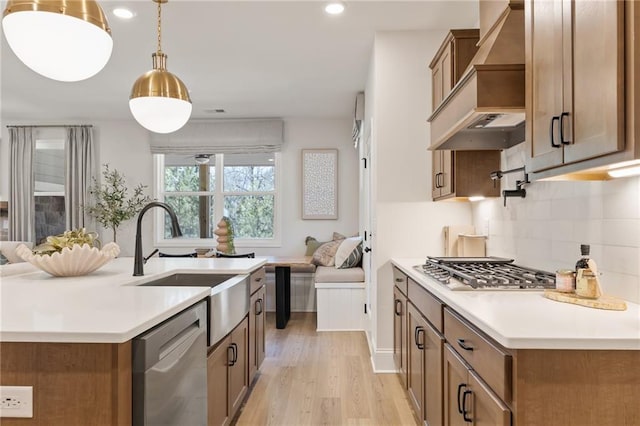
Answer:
250, 267, 266, 295
392, 266, 408, 295
408, 278, 443, 332
444, 308, 511, 403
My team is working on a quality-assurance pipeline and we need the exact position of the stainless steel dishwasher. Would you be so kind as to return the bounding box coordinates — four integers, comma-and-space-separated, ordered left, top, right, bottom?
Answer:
132, 301, 207, 426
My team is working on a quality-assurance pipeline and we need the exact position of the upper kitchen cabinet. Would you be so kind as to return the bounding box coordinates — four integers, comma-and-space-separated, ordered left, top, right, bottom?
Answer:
429, 29, 480, 110
526, 0, 639, 179
526, 0, 624, 173
432, 150, 501, 201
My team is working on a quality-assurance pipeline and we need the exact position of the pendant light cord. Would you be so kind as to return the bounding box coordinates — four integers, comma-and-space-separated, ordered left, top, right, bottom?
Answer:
156, 0, 162, 54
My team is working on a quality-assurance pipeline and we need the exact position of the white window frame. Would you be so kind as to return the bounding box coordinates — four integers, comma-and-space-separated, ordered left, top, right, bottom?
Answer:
153, 153, 282, 248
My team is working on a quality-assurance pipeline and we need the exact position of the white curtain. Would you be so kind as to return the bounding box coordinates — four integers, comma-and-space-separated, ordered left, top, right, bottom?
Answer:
149, 119, 284, 154
65, 126, 96, 230
8, 127, 35, 242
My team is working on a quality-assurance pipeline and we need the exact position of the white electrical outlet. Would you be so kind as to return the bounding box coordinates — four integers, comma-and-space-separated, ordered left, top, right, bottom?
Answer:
0, 386, 33, 418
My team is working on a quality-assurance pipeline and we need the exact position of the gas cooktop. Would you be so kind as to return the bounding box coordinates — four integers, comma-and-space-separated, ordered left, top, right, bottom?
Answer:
414, 257, 556, 290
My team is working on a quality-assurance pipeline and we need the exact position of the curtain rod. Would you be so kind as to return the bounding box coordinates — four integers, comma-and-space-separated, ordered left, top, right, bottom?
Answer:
6, 124, 93, 128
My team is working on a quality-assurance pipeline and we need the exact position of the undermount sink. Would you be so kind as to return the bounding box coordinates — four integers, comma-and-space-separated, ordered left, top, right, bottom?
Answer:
140, 273, 238, 288
140, 273, 250, 347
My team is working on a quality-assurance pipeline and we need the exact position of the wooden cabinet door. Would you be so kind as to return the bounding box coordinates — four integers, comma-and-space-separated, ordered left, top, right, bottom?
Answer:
255, 286, 266, 371
443, 344, 470, 426
208, 336, 231, 426
249, 287, 265, 383
440, 150, 453, 198
228, 318, 248, 418
407, 302, 426, 422
432, 41, 453, 109
393, 287, 408, 389
526, 0, 565, 172
468, 370, 511, 426
432, 150, 443, 199
563, 0, 624, 164
424, 319, 444, 426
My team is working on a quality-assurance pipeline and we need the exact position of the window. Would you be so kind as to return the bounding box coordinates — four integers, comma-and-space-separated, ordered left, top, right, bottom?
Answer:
155, 152, 280, 247
34, 139, 66, 244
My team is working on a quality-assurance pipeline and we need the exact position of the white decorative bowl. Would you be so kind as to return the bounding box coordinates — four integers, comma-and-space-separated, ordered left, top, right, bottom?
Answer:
15, 242, 120, 277
0, 241, 34, 263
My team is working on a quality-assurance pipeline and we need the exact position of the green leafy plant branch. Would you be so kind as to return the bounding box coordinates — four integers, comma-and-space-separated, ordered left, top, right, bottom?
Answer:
85, 164, 152, 243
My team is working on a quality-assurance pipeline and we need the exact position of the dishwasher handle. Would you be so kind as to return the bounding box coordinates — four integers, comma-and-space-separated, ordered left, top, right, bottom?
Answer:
133, 301, 207, 372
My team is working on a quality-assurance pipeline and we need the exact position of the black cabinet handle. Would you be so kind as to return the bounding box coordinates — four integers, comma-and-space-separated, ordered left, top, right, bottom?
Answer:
560, 111, 571, 145
254, 277, 263, 282
414, 327, 425, 350
462, 389, 473, 422
550, 116, 561, 148
457, 383, 466, 414
395, 277, 404, 283
364, 247, 371, 253
256, 298, 263, 315
457, 338, 474, 351
439, 172, 445, 188
232, 343, 238, 364
228, 345, 235, 366
394, 299, 402, 316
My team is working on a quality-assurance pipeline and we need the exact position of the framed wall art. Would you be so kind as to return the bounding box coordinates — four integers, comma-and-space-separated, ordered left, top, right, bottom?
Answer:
301, 149, 338, 219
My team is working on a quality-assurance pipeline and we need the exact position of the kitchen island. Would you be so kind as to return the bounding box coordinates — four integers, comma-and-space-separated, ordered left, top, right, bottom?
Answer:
392, 258, 640, 426
0, 257, 266, 425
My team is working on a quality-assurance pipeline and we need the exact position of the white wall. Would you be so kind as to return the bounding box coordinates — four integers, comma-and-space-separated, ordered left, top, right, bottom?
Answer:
0, 118, 359, 258
367, 30, 473, 371
472, 144, 640, 304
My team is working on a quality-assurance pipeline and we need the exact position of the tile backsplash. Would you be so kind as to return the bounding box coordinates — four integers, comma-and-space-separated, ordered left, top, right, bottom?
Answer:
472, 152, 640, 303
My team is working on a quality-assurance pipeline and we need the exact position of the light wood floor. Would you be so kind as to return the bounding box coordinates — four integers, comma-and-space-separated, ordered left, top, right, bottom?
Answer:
234, 312, 419, 426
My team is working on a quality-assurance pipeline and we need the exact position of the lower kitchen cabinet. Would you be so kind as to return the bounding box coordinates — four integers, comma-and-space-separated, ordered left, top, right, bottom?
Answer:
393, 285, 408, 389
407, 301, 444, 426
208, 317, 249, 426
249, 284, 266, 383
444, 344, 510, 426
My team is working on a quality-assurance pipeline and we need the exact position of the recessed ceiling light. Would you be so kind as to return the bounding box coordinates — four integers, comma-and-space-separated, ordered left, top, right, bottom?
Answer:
325, 2, 345, 15
113, 8, 135, 19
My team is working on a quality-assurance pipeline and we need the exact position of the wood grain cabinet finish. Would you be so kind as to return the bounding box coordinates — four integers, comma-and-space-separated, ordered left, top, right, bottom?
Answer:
207, 317, 249, 426
0, 342, 131, 426
393, 285, 408, 389
432, 150, 501, 201
429, 29, 480, 110
408, 302, 444, 426
444, 308, 512, 403
249, 284, 266, 383
526, 0, 625, 173
444, 344, 511, 426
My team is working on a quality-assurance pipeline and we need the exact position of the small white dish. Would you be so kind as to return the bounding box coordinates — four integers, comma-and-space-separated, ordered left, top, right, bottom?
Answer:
16, 242, 120, 277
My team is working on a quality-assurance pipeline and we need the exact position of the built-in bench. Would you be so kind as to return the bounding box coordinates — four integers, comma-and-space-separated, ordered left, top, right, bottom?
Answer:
263, 256, 366, 331
314, 265, 366, 331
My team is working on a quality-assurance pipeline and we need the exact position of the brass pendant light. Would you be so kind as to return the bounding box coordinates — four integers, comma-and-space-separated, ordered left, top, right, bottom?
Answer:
129, 0, 192, 134
2, 0, 113, 81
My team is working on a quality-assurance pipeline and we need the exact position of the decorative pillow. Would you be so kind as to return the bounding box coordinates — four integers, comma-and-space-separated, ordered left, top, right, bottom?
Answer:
304, 236, 326, 256
312, 240, 343, 266
305, 233, 346, 256
334, 236, 363, 269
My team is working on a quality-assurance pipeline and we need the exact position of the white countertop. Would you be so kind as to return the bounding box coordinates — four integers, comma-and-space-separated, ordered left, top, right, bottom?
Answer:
392, 258, 640, 350
0, 257, 266, 344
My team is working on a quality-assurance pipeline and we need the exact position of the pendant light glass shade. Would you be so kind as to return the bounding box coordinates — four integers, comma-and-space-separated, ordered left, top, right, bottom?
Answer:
2, 0, 112, 82
129, 0, 191, 134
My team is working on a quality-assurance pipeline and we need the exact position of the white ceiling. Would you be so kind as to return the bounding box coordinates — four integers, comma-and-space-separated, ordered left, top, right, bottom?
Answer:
0, 1, 478, 122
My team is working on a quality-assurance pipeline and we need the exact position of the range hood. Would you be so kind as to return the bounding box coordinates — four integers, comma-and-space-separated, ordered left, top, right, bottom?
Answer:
429, 1, 525, 151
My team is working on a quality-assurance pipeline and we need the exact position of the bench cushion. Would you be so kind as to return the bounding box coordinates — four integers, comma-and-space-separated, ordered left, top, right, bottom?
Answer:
314, 266, 364, 283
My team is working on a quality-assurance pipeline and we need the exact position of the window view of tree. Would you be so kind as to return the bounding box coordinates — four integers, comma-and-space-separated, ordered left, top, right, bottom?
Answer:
160, 153, 276, 242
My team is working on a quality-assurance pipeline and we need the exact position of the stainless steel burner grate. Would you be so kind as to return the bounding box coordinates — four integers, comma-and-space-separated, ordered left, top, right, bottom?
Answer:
416, 258, 556, 289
